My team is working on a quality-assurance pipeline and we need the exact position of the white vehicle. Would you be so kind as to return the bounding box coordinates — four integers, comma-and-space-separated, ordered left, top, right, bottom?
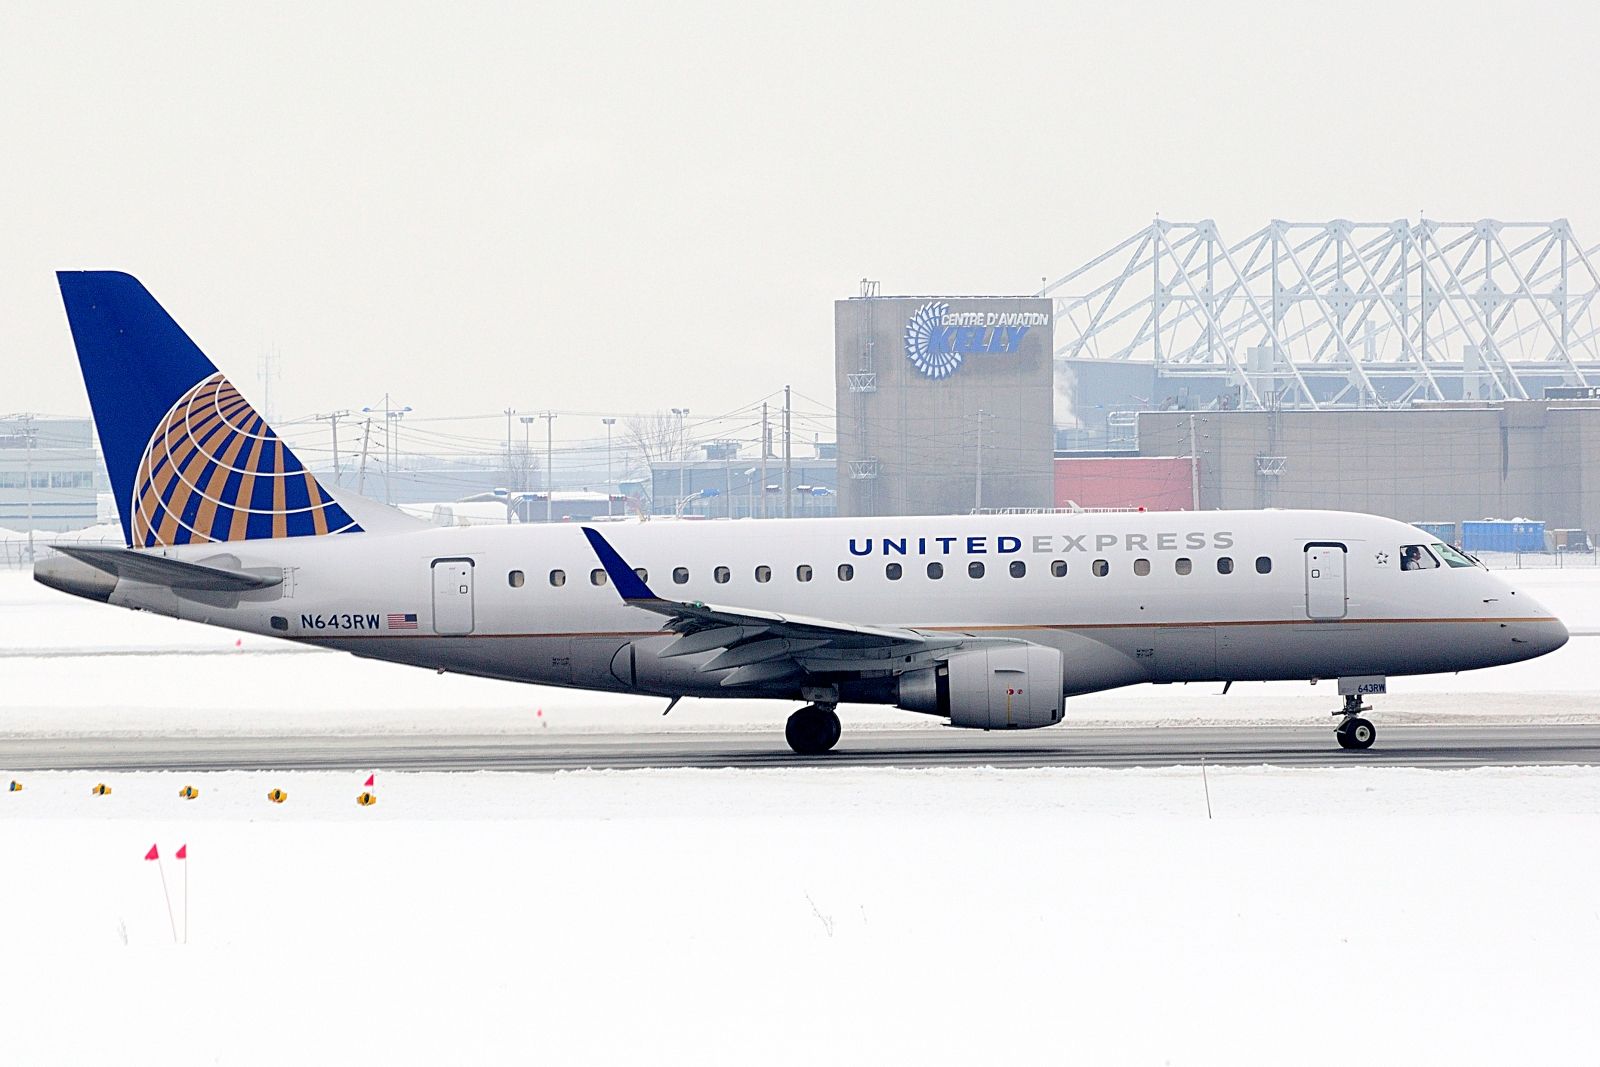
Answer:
36, 273, 1569, 754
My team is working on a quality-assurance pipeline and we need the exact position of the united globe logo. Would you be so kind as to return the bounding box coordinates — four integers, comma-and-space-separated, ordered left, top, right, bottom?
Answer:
903, 301, 961, 379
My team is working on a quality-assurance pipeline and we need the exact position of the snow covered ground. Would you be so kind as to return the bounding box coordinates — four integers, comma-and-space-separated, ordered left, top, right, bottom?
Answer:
1, 565, 1595, 737
4, 765, 1600, 1063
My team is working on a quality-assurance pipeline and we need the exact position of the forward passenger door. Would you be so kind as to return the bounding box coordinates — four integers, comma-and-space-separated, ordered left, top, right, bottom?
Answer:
1304, 544, 1348, 620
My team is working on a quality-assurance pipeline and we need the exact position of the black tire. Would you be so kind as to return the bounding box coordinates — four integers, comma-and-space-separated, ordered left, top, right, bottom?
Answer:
1345, 717, 1376, 750
819, 708, 842, 752
1335, 728, 1356, 750
785, 707, 828, 755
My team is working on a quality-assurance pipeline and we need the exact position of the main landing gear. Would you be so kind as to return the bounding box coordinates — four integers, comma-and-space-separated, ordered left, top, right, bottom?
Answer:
785, 703, 841, 755
1334, 693, 1377, 751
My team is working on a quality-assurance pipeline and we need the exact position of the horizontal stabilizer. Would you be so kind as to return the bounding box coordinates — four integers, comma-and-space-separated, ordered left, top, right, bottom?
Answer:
49, 544, 283, 592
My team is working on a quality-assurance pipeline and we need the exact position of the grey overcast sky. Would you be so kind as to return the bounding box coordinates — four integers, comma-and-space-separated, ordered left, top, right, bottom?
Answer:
3, 0, 1597, 436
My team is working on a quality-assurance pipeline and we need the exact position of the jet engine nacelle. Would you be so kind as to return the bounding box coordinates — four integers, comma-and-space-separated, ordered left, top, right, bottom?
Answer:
897, 644, 1064, 729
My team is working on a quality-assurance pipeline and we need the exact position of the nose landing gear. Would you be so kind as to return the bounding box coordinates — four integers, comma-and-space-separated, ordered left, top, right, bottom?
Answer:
1334, 693, 1376, 750
785, 703, 842, 755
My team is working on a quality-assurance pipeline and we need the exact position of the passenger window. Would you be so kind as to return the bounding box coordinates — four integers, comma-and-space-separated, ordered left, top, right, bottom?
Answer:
838, 563, 854, 581
755, 565, 771, 583
796, 564, 813, 582
549, 569, 566, 587
1050, 560, 1067, 578
1133, 558, 1150, 576
714, 566, 730, 584
1092, 559, 1109, 577
591, 568, 608, 586
1255, 556, 1272, 575
968, 561, 985, 578
1217, 557, 1233, 574
1175, 557, 1192, 575
1009, 560, 1026, 578
673, 567, 689, 585
508, 570, 525, 588
886, 562, 902, 580
927, 561, 944, 579
1400, 545, 1440, 571
634, 568, 648, 583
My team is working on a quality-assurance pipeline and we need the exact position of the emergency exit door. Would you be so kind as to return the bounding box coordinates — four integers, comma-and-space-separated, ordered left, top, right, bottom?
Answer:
1304, 544, 1347, 620
432, 558, 475, 635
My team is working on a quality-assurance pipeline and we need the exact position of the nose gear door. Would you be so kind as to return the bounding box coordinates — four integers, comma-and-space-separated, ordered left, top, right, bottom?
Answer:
1304, 544, 1348, 620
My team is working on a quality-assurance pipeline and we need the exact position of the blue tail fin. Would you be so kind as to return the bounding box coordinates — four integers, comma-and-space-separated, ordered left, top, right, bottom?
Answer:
57, 271, 361, 548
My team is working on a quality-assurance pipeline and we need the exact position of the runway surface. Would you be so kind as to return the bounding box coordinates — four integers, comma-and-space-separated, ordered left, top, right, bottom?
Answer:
5, 723, 1600, 772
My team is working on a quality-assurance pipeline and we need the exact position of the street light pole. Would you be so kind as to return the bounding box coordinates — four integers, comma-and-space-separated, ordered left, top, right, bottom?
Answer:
671, 407, 689, 514
602, 417, 616, 517
540, 411, 557, 523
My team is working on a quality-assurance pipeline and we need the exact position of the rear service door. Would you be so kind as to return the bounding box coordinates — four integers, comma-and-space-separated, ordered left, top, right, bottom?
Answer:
432, 558, 475, 635
1304, 544, 1347, 620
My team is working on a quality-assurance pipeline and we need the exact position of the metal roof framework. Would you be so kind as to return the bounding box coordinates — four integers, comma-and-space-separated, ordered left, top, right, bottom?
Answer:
1043, 219, 1600, 408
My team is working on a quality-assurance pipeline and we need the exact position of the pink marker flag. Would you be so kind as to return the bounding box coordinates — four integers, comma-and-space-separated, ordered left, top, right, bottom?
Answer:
176, 845, 187, 860
364, 774, 375, 788
144, 844, 159, 861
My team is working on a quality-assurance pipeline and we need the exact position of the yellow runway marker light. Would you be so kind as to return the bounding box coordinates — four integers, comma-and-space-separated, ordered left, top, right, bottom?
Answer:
267, 788, 287, 804
356, 792, 376, 807
92, 783, 111, 796
179, 785, 199, 800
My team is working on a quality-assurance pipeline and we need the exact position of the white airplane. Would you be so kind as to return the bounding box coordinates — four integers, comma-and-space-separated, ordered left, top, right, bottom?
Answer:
35, 272, 1570, 754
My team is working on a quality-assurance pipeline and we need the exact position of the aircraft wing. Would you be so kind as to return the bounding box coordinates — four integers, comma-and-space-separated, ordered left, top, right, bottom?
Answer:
581, 526, 968, 686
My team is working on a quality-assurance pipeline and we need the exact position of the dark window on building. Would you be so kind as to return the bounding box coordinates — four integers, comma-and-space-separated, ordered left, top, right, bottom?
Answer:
968, 561, 985, 578
549, 569, 566, 587
673, 567, 689, 585
591, 569, 608, 586
927, 561, 944, 579
755, 565, 771, 583
714, 566, 730, 584
1009, 560, 1026, 578
838, 563, 854, 581
796, 564, 813, 582
1051, 560, 1068, 578
1175, 558, 1192, 575
1133, 558, 1151, 576
508, 570, 525, 588
1092, 559, 1109, 577
886, 562, 902, 580
1255, 556, 1272, 574
1217, 557, 1233, 575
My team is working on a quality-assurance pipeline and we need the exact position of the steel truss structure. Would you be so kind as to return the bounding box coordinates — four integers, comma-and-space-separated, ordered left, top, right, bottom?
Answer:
1043, 219, 1600, 408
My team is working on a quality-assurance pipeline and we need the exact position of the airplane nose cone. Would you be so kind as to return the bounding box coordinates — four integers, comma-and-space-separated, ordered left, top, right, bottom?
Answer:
1538, 615, 1570, 655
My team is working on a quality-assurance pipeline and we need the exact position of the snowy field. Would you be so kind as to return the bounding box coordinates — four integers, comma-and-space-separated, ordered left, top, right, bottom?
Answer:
5, 567, 1600, 1063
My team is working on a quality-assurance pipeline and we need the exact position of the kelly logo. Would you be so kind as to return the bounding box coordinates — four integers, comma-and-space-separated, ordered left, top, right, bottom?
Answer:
903, 301, 1045, 379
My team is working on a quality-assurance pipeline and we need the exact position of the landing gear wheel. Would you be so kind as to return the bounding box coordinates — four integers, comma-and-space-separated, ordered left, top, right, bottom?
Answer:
785, 704, 841, 755
1335, 716, 1376, 751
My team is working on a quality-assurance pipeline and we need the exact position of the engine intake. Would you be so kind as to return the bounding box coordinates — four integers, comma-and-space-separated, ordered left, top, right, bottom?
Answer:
897, 645, 1064, 729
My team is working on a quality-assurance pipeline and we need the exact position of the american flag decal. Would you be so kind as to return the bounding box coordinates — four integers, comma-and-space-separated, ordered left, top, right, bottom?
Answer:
387, 613, 418, 630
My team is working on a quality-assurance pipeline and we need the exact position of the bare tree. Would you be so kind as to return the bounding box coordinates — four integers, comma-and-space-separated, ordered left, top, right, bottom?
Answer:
622, 410, 689, 512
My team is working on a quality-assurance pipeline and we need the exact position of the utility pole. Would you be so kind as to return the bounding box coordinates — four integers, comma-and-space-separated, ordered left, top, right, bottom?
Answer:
360, 394, 410, 505
782, 385, 792, 519
1188, 413, 1201, 511
520, 416, 536, 493
973, 409, 992, 512
602, 418, 616, 517
356, 417, 372, 496
316, 410, 349, 484
503, 407, 517, 492
540, 411, 557, 523
671, 407, 689, 513
21, 414, 35, 563
760, 402, 769, 520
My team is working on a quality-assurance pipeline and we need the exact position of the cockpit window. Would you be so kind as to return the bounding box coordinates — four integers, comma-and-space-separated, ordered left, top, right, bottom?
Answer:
1432, 542, 1478, 569
1399, 545, 1439, 571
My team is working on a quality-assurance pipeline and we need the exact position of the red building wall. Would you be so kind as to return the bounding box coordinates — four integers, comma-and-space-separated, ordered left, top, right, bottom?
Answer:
1053, 457, 1193, 511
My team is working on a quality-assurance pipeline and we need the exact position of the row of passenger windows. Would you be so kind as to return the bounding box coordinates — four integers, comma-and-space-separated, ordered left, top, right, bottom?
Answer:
510, 555, 1275, 588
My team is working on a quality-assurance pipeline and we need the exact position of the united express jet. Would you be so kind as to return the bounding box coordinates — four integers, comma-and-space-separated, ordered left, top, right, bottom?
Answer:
35, 273, 1570, 753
